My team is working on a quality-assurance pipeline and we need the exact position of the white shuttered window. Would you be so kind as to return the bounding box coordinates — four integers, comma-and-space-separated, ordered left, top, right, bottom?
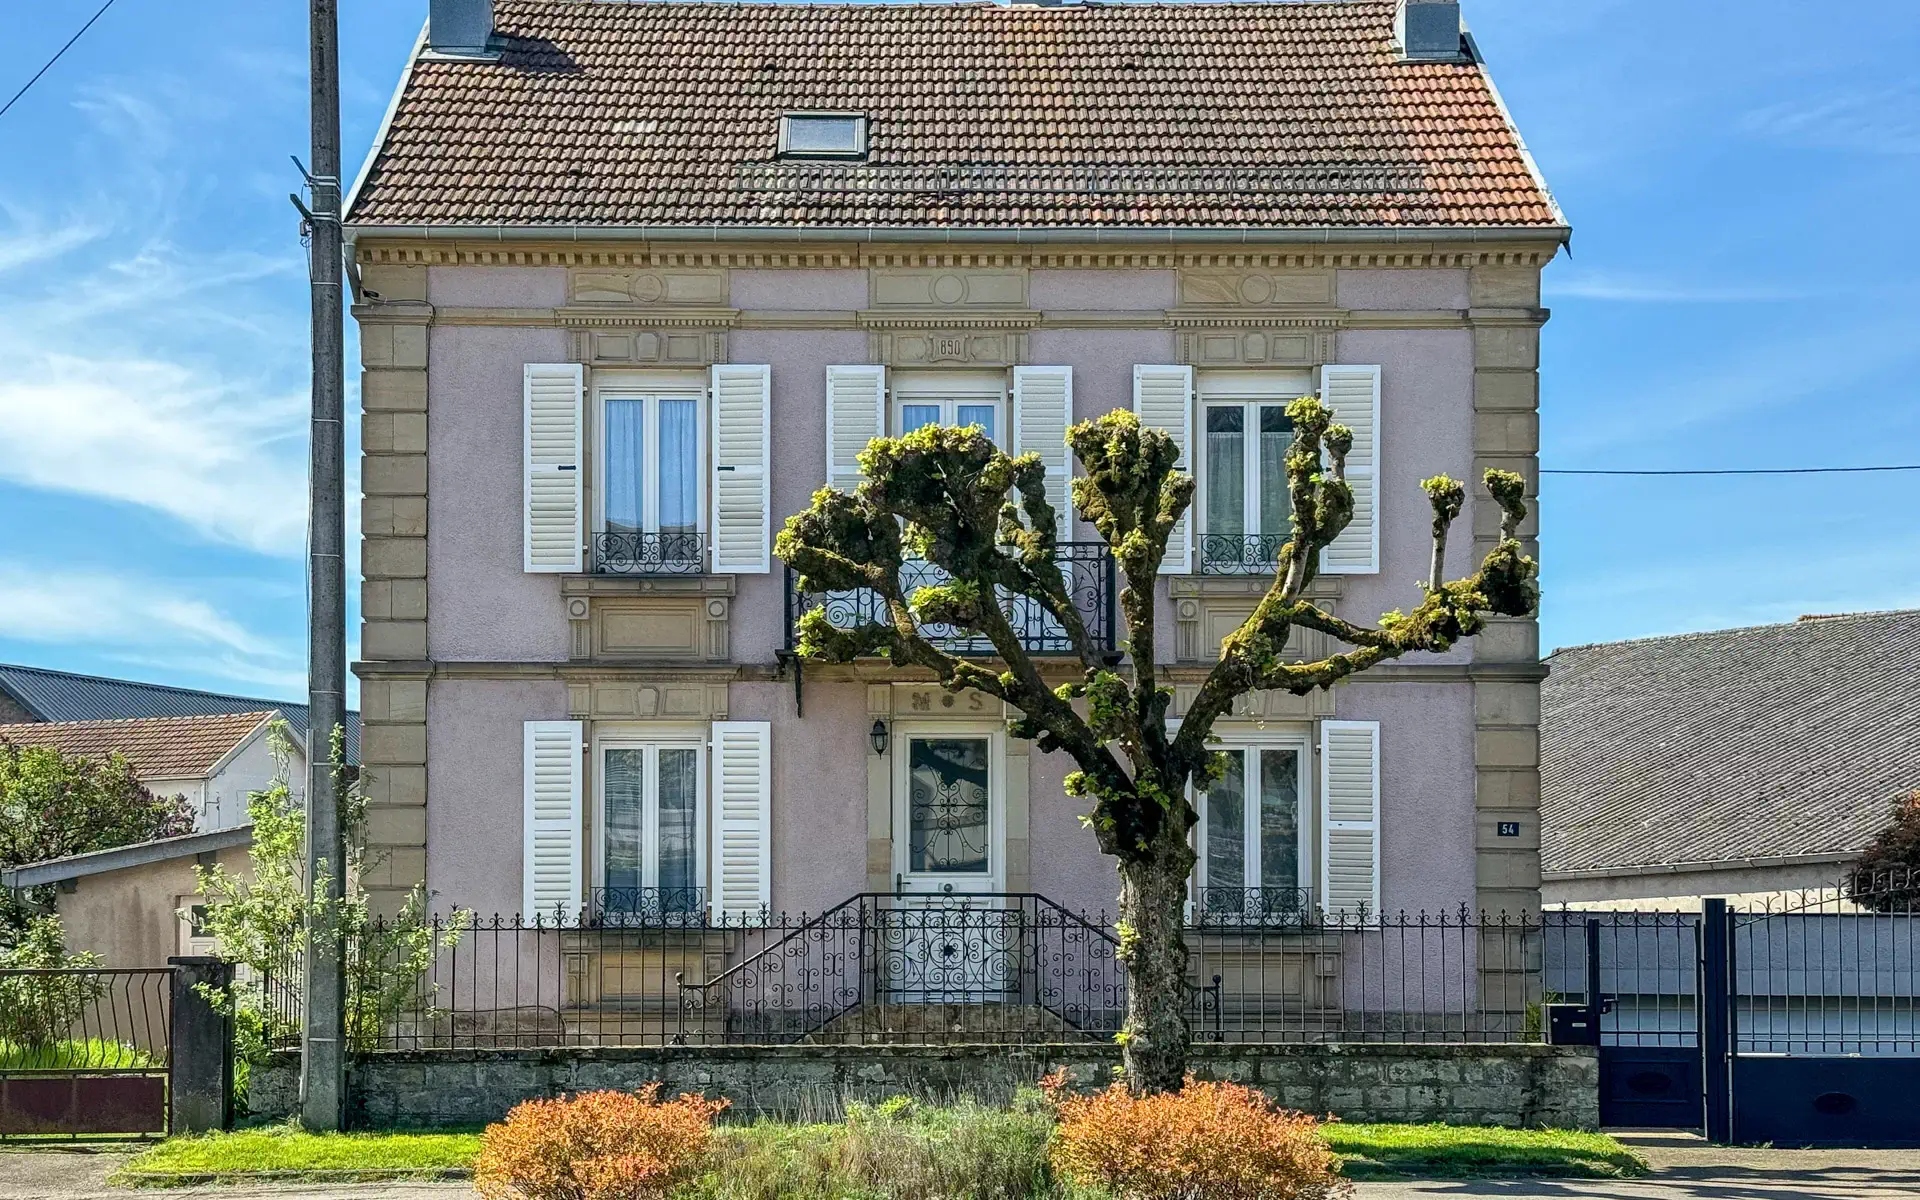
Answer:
709, 365, 772, 573
1132, 364, 1195, 573
826, 366, 887, 492
1012, 366, 1074, 540
709, 721, 772, 924
1318, 364, 1382, 575
1319, 720, 1381, 915
522, 720, 584, 919
524, 364, 585, 573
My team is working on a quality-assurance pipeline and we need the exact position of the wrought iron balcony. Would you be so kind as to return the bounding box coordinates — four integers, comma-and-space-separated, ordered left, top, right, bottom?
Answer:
1191, 886, 1318, 930
593, 531, 707, 576
1197, 533, 1290, 576
785, 543, 1116, 657
587, 886, 709, 928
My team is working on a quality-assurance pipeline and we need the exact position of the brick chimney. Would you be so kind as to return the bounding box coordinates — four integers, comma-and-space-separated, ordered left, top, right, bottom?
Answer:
1397, 0, 1467, 63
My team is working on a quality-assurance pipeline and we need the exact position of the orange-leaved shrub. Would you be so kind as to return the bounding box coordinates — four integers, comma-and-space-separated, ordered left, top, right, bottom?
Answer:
1044, 1073, 1352, 1200
474, 1086, 729, 1200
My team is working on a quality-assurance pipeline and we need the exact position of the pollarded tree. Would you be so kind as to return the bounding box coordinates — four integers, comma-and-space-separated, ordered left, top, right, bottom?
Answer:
775, 397, 1538, 1092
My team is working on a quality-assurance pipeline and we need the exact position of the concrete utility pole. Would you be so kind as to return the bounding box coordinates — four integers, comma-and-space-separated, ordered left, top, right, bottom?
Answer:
301, 0, 348, 1132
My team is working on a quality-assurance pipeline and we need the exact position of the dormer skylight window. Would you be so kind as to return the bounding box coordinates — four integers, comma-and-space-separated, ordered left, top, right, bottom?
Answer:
777, 113, 868, 159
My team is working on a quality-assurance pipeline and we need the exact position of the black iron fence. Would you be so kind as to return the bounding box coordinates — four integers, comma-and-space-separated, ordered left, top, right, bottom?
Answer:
594, 531, 707, 575
785, 543, 1117, 656
338, 896, 1547, 1051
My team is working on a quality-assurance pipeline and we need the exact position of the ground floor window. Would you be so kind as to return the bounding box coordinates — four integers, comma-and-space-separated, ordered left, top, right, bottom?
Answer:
1195, 741, 1308, 922
598, 734, 705, 921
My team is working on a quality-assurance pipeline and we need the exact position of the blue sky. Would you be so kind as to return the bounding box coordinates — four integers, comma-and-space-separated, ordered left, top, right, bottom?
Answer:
0, 0, 1915, 702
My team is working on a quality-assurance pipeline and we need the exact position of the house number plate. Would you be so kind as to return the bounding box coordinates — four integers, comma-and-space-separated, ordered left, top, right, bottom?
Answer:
1497, 821, 1522, 838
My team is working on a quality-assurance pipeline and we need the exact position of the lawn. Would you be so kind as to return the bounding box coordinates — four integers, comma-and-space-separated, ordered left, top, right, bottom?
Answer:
117, 1119, 1646, 1188
0, 1038, 155, 1071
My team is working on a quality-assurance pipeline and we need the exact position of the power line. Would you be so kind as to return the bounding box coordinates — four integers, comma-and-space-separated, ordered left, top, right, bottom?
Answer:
0, 0, 120, 123
1544, 465, 1920, 477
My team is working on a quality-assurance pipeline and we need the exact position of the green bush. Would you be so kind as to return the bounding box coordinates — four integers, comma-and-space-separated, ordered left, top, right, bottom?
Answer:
691, 1095, 1059, 1200
0, 916, 105, 1045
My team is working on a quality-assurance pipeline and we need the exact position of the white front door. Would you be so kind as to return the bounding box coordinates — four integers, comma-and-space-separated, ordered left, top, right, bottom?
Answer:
886, 730, 1012, 1000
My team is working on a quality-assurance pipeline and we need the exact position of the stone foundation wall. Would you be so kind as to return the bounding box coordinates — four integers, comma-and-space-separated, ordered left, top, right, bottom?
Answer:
249, 1043, 1596, 1131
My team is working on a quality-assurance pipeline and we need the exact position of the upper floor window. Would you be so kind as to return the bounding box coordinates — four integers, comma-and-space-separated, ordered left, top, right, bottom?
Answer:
891, 371, 1006, 447
1197, 371, 1308, 575
778, 113, 868, 159
596, 372, 705, 573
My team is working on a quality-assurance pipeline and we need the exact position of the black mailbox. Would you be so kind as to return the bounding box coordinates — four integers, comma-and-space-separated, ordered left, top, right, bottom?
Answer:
1545, 1003, 1599, 1046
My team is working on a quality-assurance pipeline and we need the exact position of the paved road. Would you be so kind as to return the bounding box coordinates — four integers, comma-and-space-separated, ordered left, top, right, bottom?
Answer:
7, 1133, 1920, 1199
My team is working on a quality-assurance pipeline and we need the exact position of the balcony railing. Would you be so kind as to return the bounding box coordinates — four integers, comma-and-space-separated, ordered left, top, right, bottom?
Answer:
1193, 886, 1318, 930
1197, 533, 1289, 576
593, 531, 707, 576
587, 886, 709, 927
785, 543, 1116, 656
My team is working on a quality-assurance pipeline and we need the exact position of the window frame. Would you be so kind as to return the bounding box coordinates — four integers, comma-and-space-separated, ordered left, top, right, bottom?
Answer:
1191, 729, 1314, 920
777, 112, 869, 160
592, 371, 709, 541
591, 724, 709, 916
1194, 370, 1311, 572
889, 370, 1009, 448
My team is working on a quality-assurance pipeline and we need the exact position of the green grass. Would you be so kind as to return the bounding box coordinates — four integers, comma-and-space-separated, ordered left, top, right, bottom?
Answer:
0, 1038, 155, 1071
115, 1128, 482, 1186
113, 1117, 1646, 1189
1325, 1123, 1649, 1179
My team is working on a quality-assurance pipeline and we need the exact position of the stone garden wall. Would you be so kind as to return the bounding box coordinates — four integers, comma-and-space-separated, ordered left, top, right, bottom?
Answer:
249, 1042, 1597, 1131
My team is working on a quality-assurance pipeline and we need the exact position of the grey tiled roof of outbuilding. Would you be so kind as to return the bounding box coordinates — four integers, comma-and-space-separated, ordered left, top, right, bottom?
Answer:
347, 0, 1562, 231
1540, 611, 1920, 876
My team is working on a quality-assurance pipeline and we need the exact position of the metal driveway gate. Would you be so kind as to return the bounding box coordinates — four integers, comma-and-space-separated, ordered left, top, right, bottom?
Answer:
1708, 881, 1920, 1147
1551, 913, 1703, 1129
0, 967, 172, 1137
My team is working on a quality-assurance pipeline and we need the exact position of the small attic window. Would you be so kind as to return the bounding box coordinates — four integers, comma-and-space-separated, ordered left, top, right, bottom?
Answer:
778, 113, 868, 159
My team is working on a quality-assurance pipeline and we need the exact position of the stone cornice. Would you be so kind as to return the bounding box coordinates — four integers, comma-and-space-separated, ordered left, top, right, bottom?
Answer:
1165, 307, 1347, 329
406, 305, 1543, 334
353, 656, 1545, 684
557, 305, 740, 329
857, 308, 1042, 331
354, 241, 1563, 272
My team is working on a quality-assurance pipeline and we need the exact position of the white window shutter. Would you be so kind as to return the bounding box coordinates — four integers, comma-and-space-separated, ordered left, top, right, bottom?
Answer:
710, 721, 772, 925
1132, 365, 1194, 573
709, 364, 772, 573
1319, 364, 1381, 575
825, 365, 887, 493
1012, 366, 1074, 541
524, 363, 584, 573
522, 720, 584, 921
1319, 720, 1381, 916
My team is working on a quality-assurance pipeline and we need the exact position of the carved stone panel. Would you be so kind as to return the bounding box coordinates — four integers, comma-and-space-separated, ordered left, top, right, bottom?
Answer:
567, 679, 731, 721
571, 268, 728, 306
1178, 269, 1336, 308
563, 577, 733, 661
1170, 683, 1335, 721
575, 329, 726, 367
1178, 328, 1335, 367
880, 683, 1005, 720
871, 268, 1027, 310
1170, 576, 1341, 663
872, 329, 1027, 368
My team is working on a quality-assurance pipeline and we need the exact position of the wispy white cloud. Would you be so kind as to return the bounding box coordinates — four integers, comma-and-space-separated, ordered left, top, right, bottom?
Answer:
0, 564, 297, 676
1741, 84, 1920, 155
1545, 271, 1810, 304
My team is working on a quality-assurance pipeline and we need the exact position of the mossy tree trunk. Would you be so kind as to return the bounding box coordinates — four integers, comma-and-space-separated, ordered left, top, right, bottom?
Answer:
776, 397, 1537, 1093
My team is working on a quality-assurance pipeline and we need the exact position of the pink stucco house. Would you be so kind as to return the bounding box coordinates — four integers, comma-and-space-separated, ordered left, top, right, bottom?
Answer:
345, 0, 1563, 956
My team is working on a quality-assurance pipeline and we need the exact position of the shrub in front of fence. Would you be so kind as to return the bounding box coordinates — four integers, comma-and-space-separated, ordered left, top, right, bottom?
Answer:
0, 916, 106, 1047
1044, 1073, 1353, 1200
473, 1086, 730, 1200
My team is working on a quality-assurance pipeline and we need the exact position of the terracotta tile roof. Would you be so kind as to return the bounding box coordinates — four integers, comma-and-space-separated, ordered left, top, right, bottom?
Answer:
348, 0, 1561, 231
0, 712, 278, 781
1541, 611, 1920, 876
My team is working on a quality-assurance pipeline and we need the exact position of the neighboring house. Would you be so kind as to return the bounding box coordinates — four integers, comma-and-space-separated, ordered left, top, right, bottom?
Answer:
1542, 610, 1920, 909
1, 828, 255, 968
0, 661, 360, 763
0, 711, 304, 832
344, 0, 1562, 931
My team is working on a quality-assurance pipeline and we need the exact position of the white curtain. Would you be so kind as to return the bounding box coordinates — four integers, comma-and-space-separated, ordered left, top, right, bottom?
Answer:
605, 399, 644, 533
659, 398, 698, 533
